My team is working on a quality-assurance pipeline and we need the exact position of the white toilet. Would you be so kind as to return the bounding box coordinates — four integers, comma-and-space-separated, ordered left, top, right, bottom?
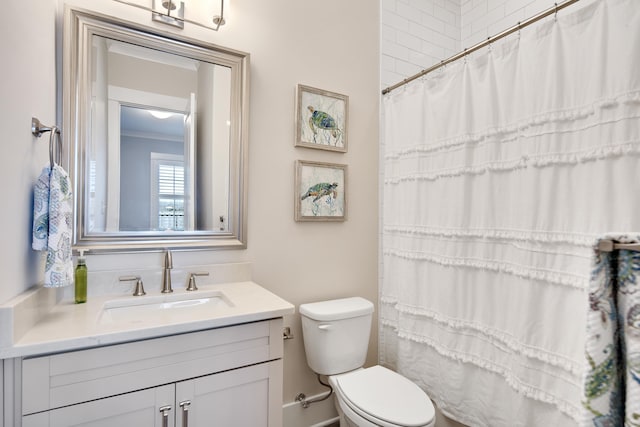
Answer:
299, 297, 435, 427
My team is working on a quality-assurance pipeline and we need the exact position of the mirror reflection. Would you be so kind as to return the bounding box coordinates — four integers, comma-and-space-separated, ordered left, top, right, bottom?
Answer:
64, 7, 249, 251
88, 35, 231, 234
119, 105, 187, 232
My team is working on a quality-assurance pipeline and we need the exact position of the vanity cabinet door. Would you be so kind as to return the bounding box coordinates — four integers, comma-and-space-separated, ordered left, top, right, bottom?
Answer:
175, 359, 283, 427
22, 384, 175, 427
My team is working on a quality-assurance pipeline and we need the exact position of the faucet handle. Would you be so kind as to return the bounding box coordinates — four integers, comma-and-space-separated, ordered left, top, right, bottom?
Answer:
119, 275, 146, 296
186, 272, 209, 291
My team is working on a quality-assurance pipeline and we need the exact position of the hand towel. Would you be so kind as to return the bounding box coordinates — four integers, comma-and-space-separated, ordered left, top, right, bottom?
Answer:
32, 164, 74, 287
32, 166, 51, 251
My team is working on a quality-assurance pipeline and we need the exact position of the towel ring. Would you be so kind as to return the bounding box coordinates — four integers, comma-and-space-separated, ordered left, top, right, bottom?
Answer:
32, 118, 62, 168
48, 126, 62, 168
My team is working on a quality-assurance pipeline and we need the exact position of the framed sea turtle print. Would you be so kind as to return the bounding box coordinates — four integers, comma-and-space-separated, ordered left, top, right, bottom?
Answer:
295, 160, 347, 222
295, 84, 348, 153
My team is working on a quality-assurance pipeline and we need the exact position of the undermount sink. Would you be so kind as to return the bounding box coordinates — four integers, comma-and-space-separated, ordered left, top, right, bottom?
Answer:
99, 290, 234, 325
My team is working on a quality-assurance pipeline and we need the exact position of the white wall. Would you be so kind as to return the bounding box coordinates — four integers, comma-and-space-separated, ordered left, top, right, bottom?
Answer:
0, 1, 57, 306
381, 0, 462, 88
382, 0, 562, 88
462, 0, 559, 47
1, 0, 379, 417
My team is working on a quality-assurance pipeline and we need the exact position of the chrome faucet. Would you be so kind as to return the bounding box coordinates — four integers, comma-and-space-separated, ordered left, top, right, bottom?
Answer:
161, 249, 173, 293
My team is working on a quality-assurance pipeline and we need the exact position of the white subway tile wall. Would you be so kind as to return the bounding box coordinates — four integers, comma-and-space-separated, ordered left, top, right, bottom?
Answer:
381, 0, 462, 88
381, 0, 560, 88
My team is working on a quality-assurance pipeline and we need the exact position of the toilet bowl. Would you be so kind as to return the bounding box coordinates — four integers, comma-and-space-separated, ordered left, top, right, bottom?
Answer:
299, 297, 435, 427
330, 366, 435, 427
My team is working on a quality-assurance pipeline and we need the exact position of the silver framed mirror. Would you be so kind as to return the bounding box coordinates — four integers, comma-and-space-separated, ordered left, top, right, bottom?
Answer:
63, 7, 249, 251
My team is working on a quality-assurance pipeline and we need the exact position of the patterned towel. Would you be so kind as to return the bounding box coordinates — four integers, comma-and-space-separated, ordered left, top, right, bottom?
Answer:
32, 166, 51, 251
32, 165, 73, 287
581, 237, 640, 427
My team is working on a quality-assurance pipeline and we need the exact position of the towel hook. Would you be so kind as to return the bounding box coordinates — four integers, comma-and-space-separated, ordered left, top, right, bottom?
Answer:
32, 117, 62, 168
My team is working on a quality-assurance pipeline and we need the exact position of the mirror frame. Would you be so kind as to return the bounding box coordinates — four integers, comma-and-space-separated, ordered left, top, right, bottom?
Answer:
63, 7, 249, 252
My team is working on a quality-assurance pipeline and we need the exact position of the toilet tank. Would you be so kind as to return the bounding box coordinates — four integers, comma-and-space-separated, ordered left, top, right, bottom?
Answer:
299, 297, 374, 376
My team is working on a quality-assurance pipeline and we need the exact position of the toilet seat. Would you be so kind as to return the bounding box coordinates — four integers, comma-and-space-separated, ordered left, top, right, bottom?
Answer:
331, 365, 435, 427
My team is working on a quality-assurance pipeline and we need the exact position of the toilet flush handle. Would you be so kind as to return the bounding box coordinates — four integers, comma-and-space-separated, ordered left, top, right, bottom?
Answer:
318, 324, 332, 331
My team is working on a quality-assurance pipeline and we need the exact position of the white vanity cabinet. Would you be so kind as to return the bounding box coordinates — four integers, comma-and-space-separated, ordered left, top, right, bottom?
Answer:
16, 319, 284, 427
23, 384, 175, 426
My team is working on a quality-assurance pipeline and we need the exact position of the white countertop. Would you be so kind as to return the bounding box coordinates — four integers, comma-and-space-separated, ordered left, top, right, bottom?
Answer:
0, 281, 294, 359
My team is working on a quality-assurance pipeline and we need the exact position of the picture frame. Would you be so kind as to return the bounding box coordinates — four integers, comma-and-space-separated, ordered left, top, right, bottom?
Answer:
295, 160, 347, 222
295, 84, 348, 153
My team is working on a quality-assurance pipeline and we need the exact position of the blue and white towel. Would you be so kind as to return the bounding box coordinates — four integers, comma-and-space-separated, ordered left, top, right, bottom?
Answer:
581, 236, 640, 426
32, 164, 73, 287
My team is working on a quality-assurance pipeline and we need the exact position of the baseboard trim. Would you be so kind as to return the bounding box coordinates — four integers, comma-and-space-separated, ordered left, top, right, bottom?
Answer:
311, 416, 340, 427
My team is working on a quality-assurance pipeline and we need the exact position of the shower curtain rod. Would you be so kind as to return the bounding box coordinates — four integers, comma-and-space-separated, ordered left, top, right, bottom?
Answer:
598, 240, 640, 253
381, 0, 581, 95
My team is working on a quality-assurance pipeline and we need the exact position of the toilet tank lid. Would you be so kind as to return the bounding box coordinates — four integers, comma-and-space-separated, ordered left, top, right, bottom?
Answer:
299, 297, 374, 321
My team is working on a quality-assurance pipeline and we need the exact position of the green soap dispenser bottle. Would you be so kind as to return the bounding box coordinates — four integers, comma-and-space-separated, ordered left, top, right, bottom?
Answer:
75, 250, 87, 304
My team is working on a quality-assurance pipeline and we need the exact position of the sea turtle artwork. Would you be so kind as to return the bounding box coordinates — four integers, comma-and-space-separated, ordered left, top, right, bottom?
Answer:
301, 182, 338, 203
307, 106, 343, 146
301, 182, 339, 216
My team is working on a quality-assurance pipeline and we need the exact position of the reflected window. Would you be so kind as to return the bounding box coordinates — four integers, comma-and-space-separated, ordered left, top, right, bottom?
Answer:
151, 154, 184, 231
118, 105, 187, 232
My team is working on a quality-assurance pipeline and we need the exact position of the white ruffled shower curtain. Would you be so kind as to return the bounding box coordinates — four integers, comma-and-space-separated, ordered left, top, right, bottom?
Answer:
380, 0, 640, 426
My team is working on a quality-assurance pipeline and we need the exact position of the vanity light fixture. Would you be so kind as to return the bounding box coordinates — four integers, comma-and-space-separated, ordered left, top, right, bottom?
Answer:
152, 0, 185, 29
113, 0, 227, 31
212, 0, 225, 28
